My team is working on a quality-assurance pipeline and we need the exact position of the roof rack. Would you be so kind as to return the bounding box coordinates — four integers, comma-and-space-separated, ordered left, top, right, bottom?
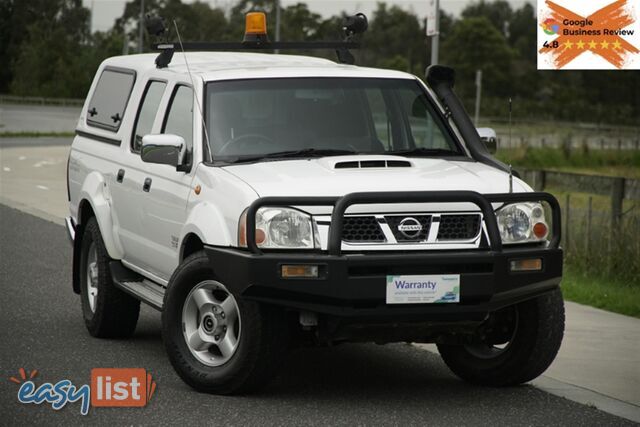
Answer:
147, 12, 368, 68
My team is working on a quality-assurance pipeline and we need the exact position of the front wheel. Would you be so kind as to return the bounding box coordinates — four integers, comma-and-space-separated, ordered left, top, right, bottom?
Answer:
437, 288, 564, 386
162, 251, 289, 394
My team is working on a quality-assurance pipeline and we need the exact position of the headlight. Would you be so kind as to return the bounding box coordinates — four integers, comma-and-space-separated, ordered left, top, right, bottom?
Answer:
496, 202, 549, 244
239, 207, 318, 249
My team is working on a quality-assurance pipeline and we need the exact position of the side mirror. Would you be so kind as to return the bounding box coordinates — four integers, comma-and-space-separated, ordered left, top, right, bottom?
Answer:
476, 127, 498, 155
141, 134, 186, 167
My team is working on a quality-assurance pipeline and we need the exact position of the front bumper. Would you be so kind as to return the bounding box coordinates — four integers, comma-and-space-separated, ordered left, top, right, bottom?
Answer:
210, 190, 563, 324
205, 245, 562, 322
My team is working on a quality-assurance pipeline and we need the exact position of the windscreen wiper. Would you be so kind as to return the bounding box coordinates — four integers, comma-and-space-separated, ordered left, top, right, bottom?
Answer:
387, 147, 462, 157
227, 148, 357, 164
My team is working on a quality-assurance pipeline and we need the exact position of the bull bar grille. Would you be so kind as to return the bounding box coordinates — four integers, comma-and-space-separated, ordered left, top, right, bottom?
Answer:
244, 191, 562, 255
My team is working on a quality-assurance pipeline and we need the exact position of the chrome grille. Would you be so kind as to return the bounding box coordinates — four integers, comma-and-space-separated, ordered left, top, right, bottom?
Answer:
329, 212, 484, 248
384, 215, 432, 242
437, 214, 482, 240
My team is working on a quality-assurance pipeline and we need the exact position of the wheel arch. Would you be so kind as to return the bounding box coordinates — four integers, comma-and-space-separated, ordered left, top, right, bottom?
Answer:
180, 202, 233, 252
180, 233, 205, 262
72, 172, 124, 293
72, 199, 96, 294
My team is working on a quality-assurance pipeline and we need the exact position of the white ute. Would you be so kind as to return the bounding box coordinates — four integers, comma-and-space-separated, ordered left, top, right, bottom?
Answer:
66, 12, 565, 394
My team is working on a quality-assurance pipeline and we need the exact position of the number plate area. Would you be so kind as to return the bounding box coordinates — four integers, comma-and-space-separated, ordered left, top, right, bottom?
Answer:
386, 274, 460, 304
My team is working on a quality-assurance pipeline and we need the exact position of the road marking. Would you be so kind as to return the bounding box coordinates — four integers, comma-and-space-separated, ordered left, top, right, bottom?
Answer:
3, 167, 10, 172
36, 185, 49, 190
33, 160, 56, 168
18, 156, 26, 160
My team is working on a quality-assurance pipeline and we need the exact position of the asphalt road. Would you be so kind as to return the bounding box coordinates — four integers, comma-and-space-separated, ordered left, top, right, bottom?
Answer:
0, 204, 634, 426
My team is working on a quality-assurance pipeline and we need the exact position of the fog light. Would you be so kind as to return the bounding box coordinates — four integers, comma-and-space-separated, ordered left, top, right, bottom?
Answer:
281, 265, 319, 278
510, 258, 543, 272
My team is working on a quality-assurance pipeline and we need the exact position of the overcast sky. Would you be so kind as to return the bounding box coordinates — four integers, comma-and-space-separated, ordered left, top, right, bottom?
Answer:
83, 0, 535, 33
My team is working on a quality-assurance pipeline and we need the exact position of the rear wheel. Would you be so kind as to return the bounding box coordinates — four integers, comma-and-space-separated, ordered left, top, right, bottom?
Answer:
437, 288, 564, 386
162, 250, 289, 394
79, 217, 140, 338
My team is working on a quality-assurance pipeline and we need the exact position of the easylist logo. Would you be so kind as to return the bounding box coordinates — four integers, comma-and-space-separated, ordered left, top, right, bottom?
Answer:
91, 368, 155, 407
11, 367, 156, 415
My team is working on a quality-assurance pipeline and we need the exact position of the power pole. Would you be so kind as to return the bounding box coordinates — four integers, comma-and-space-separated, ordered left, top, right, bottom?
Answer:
138, 0, 145, 53
426, 0, 439, 65
275, 0, 281, 54
474, 69, 482, 125
90, 0, 95, 34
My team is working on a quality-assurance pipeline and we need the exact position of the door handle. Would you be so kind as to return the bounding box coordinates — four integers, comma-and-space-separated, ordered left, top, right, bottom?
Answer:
116, 169, 125, 183
143, 177, 152, 192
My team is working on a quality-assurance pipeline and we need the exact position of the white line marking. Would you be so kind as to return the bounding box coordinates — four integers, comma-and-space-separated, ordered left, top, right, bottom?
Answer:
18, 156, 26, 160
36, 185, 49, 190
3, 167, 10, 172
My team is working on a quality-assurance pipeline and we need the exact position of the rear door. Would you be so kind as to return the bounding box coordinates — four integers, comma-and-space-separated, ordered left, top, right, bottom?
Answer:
110, 79, 167, 267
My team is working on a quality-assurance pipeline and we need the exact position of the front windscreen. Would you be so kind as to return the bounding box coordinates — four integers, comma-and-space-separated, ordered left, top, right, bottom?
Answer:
205, 78, 463, 164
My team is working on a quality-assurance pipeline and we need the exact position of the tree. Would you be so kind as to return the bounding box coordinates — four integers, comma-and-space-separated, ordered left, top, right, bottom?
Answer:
115, 0, 231, 51
363, 3, 425, 74
461, 0, 512, 37
0, 0, 13, 92
442, 16, 514, 100
9, 0, 94, 97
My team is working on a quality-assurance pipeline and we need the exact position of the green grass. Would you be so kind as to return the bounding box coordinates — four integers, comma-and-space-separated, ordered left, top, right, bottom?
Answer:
0, 131, 74, 138
494, 146, 640, 316
562, 268, 640, 318
496, 147, 640, 178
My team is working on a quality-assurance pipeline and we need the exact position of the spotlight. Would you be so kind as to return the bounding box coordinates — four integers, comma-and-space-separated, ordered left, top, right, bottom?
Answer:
343, 13, 368, 38
145, 14, 167, 38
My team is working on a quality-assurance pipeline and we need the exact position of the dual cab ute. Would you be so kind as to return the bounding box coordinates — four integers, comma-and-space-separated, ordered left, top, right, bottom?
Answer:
66, 12, 564, 394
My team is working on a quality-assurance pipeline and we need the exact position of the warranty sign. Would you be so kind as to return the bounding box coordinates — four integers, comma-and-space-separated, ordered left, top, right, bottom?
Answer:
538, 0, 640, 69
386, 275, 460, 304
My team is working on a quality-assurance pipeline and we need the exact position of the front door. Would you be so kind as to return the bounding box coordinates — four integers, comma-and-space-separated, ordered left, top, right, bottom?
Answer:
137, 84, 195, 280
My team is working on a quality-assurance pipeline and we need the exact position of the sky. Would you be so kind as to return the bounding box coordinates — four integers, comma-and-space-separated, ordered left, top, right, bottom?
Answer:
83, 0, 535, 33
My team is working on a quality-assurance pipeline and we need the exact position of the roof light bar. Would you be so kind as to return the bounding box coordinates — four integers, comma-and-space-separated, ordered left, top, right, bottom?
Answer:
148, 12, 367, 68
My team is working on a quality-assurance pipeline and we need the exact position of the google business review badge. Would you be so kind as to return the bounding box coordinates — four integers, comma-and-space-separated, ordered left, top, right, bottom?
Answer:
538, 0, 640, 69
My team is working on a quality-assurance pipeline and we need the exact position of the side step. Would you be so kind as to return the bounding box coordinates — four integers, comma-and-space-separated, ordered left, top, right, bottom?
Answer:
109, 261, 166, 310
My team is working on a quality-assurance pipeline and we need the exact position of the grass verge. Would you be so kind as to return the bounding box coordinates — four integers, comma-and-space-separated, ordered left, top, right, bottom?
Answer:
562, 268, 640, 318
0, 131, 74, 138
496, 147, 640, 177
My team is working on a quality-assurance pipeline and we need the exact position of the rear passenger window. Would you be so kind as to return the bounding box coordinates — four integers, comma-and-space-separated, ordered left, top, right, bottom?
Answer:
162, 85, 194, 150
131, 81, 166, 152
87, 68, 135, 132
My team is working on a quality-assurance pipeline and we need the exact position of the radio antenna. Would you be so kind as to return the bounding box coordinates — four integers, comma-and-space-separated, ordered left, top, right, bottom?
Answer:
508, 97, 513, 193
508, 97, 512, 151
173, 20, 213, 163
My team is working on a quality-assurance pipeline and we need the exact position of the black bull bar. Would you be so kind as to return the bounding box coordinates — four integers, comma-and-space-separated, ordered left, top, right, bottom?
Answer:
245, 191, 561, 254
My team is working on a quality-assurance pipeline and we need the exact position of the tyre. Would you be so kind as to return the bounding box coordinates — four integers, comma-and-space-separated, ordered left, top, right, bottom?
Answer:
79, 217, 140, 338
437, 288, 564, 386
162, 250, 289, 394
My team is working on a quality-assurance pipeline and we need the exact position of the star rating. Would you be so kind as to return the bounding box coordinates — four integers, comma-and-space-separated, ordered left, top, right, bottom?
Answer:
600, 40, 609, 49
563, 40, 573, 50
588, 40, 598, 49
576, 40, 585, 49
612, 40, 622, 50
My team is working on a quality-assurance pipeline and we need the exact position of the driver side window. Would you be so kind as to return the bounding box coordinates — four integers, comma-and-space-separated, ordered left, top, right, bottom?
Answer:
162, 85, 194, 151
